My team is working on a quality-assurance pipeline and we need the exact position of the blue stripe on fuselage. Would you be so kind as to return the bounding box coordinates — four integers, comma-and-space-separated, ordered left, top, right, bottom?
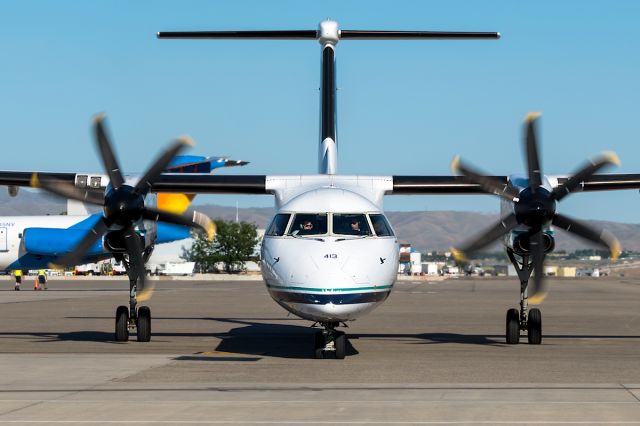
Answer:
269, 290, 390, 305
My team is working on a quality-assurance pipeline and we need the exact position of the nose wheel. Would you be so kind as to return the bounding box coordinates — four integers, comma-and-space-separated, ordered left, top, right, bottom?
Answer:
313, 323, 346, 359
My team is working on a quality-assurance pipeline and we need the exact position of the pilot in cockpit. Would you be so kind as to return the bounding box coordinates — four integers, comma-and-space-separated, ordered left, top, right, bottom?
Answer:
350, 219, 361, 233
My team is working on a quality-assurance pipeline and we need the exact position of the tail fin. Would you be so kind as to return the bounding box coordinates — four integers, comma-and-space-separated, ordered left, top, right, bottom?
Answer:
158, 155, 248, 213
158, 20, 499, 176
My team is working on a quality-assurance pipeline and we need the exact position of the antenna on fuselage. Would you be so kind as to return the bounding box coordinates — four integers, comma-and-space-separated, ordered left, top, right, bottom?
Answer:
157, 21, 500, 175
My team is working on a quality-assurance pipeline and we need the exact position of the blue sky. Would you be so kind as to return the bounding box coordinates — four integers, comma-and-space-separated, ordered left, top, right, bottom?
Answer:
2, 1, 640, 222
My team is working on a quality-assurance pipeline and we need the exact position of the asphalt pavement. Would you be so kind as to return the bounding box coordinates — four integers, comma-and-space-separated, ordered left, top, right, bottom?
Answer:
1, 276, 640, 424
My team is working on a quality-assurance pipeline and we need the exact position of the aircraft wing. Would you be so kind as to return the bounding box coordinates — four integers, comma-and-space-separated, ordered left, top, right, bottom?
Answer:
390, 174, 640, 194
0, 171, 76, 187
1, 172, 640, 195
0, 171, 268, 194
151, 174, 268, 194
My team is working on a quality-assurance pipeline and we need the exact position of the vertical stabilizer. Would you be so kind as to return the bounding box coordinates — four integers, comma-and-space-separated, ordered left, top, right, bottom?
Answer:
318, 21, 339, 174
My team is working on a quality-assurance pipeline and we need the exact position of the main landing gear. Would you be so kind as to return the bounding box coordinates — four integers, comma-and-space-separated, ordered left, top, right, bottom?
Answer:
506, 249, 542, 345
114, 276, 151, 342
313, 322, 346, 359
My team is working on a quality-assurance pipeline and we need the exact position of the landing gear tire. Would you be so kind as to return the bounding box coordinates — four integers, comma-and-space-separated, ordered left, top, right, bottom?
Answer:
334, 332, 346, 359
314, 331, 325, 359
313, 329, 346, 359
506, 308, 520, 344
527, 308, 542, 345
115, 305, 129, 342
137, 306, 151, 342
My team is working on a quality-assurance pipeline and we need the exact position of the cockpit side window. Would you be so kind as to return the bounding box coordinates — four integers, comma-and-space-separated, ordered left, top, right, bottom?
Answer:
266, 213, 291, 237
369, 214, 394, 237
333, 214, 372, 236
289, 213, 328, 236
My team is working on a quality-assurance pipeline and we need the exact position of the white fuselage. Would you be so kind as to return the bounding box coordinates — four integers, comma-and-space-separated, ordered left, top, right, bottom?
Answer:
260, 183, 399, 323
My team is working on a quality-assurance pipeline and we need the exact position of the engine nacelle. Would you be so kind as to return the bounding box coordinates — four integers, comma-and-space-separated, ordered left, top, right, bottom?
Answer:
104, 231, 131, 253
104, 230, 154, 262
511, 231, 555, 256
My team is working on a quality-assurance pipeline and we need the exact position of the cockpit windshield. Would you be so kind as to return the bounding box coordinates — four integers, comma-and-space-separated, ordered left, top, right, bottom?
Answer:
333, 213, 372, 236
288, 213, 328, 236
270, 212, 394, 238
266, 213, 291, 236
369, 214, 394, 237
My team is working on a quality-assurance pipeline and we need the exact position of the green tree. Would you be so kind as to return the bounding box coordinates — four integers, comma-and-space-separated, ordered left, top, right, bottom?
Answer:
181, 220, 260, 273
181, 232, 217, 273
212, 220, 260, 273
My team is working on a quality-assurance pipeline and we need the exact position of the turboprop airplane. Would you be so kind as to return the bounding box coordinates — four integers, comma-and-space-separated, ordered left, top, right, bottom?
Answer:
3, 20, 640, 358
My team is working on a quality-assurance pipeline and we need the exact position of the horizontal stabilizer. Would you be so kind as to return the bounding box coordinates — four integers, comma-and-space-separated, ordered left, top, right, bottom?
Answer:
166, 155, 249, 173
158, 30, 318, 39
340, 30, 500, 39
158, 29, 499, 41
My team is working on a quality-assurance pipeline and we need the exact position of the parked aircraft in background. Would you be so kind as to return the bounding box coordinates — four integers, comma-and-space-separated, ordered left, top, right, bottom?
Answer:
2, 21, 640, 358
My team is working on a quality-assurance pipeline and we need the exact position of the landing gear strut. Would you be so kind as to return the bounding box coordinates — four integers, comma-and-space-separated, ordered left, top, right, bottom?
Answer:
114, 260, 151, 342
313, 322, 346, 359
506, 248, 542, 345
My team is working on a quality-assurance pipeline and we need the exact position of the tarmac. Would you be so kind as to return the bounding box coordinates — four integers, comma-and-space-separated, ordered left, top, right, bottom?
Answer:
1, 276, 640, 424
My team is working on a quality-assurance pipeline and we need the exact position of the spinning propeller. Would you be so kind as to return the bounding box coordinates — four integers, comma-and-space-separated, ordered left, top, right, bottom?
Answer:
32, 114, 215, 301
451, 113, 621, 304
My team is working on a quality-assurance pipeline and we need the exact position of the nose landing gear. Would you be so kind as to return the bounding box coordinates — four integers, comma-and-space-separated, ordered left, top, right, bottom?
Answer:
313, 322, 346, 359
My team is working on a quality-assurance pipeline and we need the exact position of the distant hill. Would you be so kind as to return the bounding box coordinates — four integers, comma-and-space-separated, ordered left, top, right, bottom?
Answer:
0, 189, 65, 216
1, 189, 639, 253
193, 204, 640, 253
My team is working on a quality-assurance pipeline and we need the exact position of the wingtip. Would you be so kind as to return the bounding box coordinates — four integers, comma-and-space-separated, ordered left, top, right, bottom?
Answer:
525, 112, 542, 123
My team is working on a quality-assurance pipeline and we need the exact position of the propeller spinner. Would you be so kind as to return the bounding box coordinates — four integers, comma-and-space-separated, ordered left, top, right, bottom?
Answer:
451, 113, 621, 304
32, 114, 215, 301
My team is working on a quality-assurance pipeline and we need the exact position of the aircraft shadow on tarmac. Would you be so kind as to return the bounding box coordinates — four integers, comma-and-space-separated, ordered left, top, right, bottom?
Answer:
10, 315, 640, 358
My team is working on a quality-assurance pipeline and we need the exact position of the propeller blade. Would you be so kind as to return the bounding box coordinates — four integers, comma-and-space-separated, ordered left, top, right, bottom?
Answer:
528, 229, 547, 305
552, 213, 621, 260
134, 136, 194, 196
94, 114, 125, 190
451, 156, 521, 202
123, 227, 153, 301
525, 112, 543, 189
451, 213, 519, 262
31, 174, 104, 205
142, 208, 216, 240
52, 217, 110, 268
552, 152, 621, 201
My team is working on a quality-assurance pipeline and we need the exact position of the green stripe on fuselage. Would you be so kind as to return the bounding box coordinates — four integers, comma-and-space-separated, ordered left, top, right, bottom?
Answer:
265, 284, 393, 293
